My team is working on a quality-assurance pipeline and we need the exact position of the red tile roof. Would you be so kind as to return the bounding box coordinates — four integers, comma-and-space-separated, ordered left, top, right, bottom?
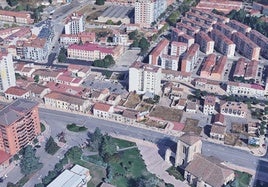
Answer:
5, 86, 29, 96
0, 150, 11, 164
94, 102, 112, 112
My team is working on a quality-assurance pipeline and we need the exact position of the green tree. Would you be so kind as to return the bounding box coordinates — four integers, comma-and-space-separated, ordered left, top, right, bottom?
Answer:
20, 145, 42, 175
34, 75, 39, 83
58, 48, 67, 62
99, 134, 117, 161
139, 37, 150, 55
136, 176, 160, 187
66, 146, 82, 161
128, 30, 138, 40
106, 20, 114, 25
95, 0, 105, 5
89, 127, 103, 151
166, 11, 180, 26
6, 0, 18, 7
45, 136, 60, 155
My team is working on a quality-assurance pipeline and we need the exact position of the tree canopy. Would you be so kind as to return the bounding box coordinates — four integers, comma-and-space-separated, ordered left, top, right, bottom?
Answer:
20, 145, 42, 175
45, 136, 60, 155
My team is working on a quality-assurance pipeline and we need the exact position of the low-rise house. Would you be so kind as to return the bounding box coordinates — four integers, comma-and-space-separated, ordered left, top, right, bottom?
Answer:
32, 69, 64, 82
44, 91, 90, 113
226, 81, 265, 97
91, 89, 110, 101
170, 86, 184, 99
93, 102, 114, 119
184, 154, 235, 187
203, 95, 216, 115
162, 69, 192, 83
220, 101, 247, 118
213, 113, 225, 126
210, 123, 226, 141
14, 62, 35, 77
186, 101, 198, 113
26, 83, 50, 98
4, 86, 31, 101
106, 94, 121, 105
68, 64, 91, 78
177, 98, 187, 110
194, 78, 223, 94
47, 164, 91, 187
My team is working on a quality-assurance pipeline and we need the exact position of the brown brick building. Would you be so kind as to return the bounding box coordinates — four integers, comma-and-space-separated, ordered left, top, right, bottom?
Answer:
0, 99, 40, 155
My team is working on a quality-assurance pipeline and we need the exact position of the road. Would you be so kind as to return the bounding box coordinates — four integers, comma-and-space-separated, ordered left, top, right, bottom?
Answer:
39, 107, 266, 170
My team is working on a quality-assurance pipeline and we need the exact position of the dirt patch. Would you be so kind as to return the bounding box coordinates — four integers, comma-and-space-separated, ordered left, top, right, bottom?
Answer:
183, 118, 202, 135
149, 105, 183, 122
136, 102, 153, 112
144, 119, 167, 129
224, 133, 240, 146
124, 92, 141, 109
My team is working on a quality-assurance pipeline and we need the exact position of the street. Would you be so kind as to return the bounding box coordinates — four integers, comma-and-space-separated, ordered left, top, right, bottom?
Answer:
39, 107, 266, 171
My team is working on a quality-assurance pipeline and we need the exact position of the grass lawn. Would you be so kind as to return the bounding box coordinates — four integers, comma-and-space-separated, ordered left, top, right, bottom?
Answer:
67, 123, 87, 132
124, 92, 141, 108
166, 166, 185, 181
227, 170, 252, 187
40, 123, 46, 133
149, 105, 183, 122
108, 148, 155, 187
110, 137, 136, 149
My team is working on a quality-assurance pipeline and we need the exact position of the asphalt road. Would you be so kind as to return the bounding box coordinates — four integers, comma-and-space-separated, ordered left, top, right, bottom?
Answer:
39, 107, 267, 171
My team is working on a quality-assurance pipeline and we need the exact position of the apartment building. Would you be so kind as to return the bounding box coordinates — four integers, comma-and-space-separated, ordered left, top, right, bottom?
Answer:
129, 61, 161, 95
210, 56, 227, 81
227, 20, 251, 35
134, 0, 155, 27
23, 38, 48, 61
181, 17, 212, 33
196, 0, 242, 14
67, 43, 123, 61
179, 34, 195, 48
0, 99, 40, 155
200, 54, 216, 78
171, 28, 184, 42
233, 58, 246, 78
149, 39, 186, 71
181, 43, 200, 73
213, 22, 237, 38
226, 81, 264, 97
232, 32, 260, 60
186, 11, 216, 26
44, 91, 90, 113
247, 30, 268, 59
149, 38, 169, 65
190, 7, 230, 23
203, 95, 216, 115
60, 32, 96, 46
177, 22, 200, 36
232, 58, 259, 82
220, 101, 247, 118
0, 10, 34, 24
0, 53, 16, 92
195, 31, 214, 55
210, 29, 236, 57
64, 12, 85, 35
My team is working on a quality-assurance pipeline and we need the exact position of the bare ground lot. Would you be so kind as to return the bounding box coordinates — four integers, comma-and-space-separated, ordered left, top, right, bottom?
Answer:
149, 106, 183, 122
182, 118, 202, 135
123, 92, 141, 109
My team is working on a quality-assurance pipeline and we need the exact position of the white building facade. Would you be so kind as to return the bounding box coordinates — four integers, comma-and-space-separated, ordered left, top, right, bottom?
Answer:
0, 53, 16, 92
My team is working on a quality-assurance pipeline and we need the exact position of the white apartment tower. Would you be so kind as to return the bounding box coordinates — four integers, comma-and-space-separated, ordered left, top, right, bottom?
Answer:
135, 0, 167, 27
129, 61, 161, 95
64, 12, 85, 35
0, 53, 16, 92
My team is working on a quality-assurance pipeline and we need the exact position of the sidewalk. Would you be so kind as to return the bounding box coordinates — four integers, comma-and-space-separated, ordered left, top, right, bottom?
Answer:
110, 134, 189, 187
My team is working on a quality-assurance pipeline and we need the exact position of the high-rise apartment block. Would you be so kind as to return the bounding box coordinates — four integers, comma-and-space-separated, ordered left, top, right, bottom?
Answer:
195, 31, 214, 55
64, 13, 85, 35
213, 22, 237, 39
181, 43, 200, 73
210, 29, 236, 57
129, 61, 161, 95
247, 30, 268, 59
149, 39, 187, 71
0, 53, 16, 92
0, 99, 40, 155
171, 28, 195, 48
227, 20, 251, 35
135, 0, 166, 27
232, 32, 260, 60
